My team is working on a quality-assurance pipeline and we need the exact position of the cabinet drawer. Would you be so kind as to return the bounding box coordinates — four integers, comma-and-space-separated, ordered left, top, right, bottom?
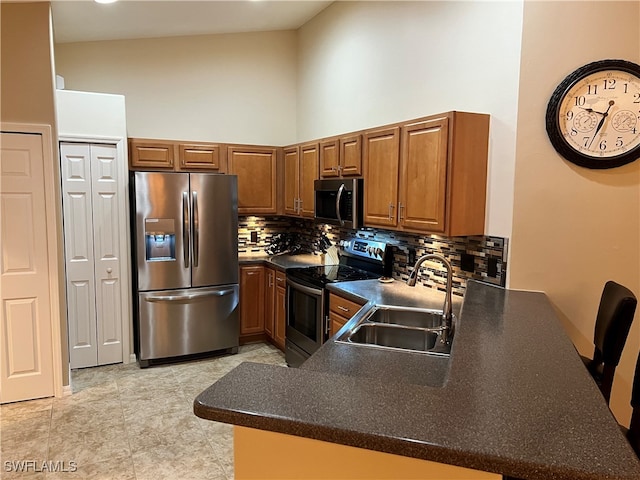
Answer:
329, 293, 363, 319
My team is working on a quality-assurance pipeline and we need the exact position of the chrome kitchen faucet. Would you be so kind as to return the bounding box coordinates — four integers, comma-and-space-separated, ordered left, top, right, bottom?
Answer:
407, 254, 454, 344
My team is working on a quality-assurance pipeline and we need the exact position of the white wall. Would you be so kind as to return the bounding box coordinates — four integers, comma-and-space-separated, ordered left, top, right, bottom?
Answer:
55, 30, 298, 145
56, 89, 127, 139
510, 0, 640, 426
296, 1, 524, 238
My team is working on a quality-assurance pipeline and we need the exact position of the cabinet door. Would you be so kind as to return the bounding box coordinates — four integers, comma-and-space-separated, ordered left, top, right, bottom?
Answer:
60, 143, 98, 368
240, 266, 265, 335
319, 139, 339, 178
228, 146, 277, 215
340, 134, 362, 177
129, 139, 175, 170
283, 147, 299, 216
90, 145, 124, 366
363, 127, 400, 228
399, 118, 449, 233
274, 271, 287, 351
299, 143, 319, 218
330, 311, 349, 338
178, 143, 224, 172
264, 268, 275, 338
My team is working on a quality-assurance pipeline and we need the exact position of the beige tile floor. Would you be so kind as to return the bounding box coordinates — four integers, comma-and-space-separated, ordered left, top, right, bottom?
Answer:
1, 343, 286, 480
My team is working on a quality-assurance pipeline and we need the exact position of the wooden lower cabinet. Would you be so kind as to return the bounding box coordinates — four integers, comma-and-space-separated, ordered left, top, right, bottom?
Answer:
239, 265, 265, 342
263, 266, 286, 351
329, 293, 363, 337
274, 272, 286, 350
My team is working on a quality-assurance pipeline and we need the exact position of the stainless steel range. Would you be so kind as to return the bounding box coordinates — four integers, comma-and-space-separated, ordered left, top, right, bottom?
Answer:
285, 237, 392, 367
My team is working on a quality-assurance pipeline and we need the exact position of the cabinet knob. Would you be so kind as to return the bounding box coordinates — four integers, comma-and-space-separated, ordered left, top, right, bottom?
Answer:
107, 268, 113, 274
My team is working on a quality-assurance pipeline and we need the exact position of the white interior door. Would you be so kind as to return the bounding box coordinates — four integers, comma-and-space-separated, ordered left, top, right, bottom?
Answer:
60, 143, 98, 368
90, 145, 122, 365
0, 132, 55, 402
61, 143, 123, 368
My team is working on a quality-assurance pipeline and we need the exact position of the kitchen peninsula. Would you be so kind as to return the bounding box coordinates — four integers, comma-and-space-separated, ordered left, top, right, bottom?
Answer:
194, 280, 640, 480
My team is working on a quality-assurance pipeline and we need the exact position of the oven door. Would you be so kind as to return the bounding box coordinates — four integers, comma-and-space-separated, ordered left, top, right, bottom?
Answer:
286, 277, 326, 359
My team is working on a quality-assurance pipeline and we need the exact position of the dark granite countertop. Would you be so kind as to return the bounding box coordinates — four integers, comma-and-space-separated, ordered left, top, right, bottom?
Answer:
194, 280, 640, 480
238, 252, 324, 270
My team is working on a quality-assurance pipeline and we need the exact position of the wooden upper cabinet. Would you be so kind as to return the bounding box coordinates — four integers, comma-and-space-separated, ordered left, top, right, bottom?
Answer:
363, 111, 489, 236
178, 143, 225, 172
129, 138, 225, 172
129, 139, 175, 170
320, 139, 339, 177
320, 135, 362, 178
283, 146, 300, 216
399, 118, 449, 233
362, 127, 401, 229
339, 134, 362, 177
228, 146, 278, 215
283, 143, 318, 218
299, 143, 319, 218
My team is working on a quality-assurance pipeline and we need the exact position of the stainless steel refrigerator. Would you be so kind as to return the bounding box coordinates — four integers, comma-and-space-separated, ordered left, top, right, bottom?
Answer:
132, 172, 239, 367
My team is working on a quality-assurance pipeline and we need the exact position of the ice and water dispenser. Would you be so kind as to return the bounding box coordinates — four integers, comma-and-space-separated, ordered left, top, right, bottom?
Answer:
144, 218, 176, 261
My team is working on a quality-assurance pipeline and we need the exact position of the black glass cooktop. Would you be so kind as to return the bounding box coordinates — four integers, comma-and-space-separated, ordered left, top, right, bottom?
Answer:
287, 264, 380, 287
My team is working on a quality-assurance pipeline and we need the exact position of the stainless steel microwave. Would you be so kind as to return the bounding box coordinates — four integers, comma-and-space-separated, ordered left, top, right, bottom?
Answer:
314, 178, 363, 229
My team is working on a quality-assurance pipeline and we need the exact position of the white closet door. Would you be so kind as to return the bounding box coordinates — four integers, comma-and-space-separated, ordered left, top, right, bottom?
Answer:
60, 143, 98, 368
0, 132, 55, 402
90, 145, 122, 365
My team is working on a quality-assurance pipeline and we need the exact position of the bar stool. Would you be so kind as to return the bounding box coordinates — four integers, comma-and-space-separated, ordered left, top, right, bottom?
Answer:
580, 281, 637, 404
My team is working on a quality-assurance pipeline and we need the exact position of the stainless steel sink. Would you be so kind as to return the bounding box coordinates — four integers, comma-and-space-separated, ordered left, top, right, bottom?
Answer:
335, 305, 454, 356
363, 305, 445, 329
348, 323, 439, 352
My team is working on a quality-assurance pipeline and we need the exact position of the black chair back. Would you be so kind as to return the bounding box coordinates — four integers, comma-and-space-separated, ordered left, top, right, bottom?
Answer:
587, 281, 637, 403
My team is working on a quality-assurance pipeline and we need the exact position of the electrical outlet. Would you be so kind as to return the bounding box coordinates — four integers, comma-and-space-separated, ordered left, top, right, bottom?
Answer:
407, 248, 416, 265
488, 257, 498, 278
250, 231, 258, 243
461, 253, 475, 272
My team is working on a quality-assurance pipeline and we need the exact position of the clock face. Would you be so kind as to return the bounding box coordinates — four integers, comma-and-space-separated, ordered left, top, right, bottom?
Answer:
546, 60, 640, 169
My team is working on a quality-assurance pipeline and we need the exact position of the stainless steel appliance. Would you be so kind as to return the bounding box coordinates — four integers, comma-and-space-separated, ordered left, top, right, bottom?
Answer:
285, 237, 392, 367
132, 172, 239, 367
314, 178, 363, 229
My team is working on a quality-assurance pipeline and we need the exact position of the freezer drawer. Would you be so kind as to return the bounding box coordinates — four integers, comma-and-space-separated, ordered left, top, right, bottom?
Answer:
138, 285, 239, 365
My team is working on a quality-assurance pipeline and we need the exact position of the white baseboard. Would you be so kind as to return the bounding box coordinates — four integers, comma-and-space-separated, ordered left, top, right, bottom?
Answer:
62, 385, 72, 397
129, 353, 137, 363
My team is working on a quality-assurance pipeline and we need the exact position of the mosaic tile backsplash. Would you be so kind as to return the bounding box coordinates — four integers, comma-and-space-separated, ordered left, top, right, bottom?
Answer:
239, 216, 508, 297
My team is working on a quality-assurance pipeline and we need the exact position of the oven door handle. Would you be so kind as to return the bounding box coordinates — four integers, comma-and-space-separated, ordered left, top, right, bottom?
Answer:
286, 277, 323, 297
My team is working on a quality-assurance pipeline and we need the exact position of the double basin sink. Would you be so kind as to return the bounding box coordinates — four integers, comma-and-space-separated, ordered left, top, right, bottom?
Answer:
335, 305, 454, 357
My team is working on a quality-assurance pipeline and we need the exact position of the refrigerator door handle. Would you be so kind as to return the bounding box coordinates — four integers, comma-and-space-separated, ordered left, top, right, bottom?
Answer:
182, 191, 190, 268
192, 190, 199, 267
144, 288, 236, 303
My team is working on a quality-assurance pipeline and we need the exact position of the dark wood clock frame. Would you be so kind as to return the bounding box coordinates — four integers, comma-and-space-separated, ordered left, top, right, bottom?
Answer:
545, 59, 640, 169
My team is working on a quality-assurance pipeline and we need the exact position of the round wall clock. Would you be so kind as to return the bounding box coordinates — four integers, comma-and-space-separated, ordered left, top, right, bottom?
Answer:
545, 59, 640, 169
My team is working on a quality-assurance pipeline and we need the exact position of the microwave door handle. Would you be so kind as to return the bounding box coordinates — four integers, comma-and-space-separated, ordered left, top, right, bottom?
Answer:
182, 191, 190, 268
336, 183, 345, 226
192, 190, 199, 267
